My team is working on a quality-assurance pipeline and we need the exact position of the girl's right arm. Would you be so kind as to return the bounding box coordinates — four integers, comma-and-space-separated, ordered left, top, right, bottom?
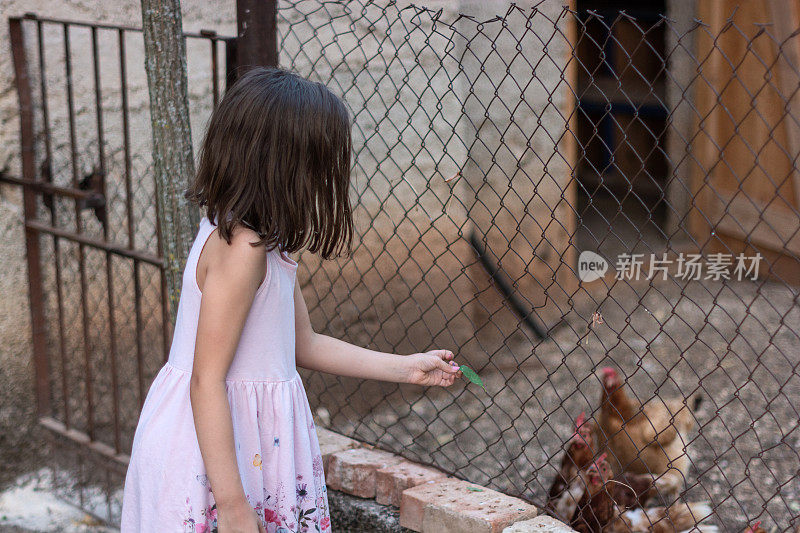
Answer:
190, 228, 267, 533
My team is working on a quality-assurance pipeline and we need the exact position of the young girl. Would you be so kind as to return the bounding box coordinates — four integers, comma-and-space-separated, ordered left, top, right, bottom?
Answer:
120, 67, 460, 533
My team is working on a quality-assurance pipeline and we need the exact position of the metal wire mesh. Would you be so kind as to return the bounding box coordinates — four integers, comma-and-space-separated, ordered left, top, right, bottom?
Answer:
279, 2, 800, 531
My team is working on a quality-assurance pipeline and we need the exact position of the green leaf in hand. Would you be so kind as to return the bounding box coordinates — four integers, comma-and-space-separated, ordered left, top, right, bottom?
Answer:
459, 364, 485, 390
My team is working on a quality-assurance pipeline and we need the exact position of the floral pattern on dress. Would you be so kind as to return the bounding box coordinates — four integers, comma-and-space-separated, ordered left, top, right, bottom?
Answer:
181, 496, 218, 533
183, 450, 330, 533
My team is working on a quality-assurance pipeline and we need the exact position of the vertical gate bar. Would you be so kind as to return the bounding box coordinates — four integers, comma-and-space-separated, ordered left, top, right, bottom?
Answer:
151, 155, 169, 390
36, 20, 53, 177
63, 24, 79, 187
91, 27, 107, 206
9, 17, 51, 418
136, 261, 147, 406
150, 147, 170, 369
118, 29, 147, 422
135, 263, 146, 407
161, 272, 170, 364
211, 37, 220, 107
157, 209, 171, 367
36, 18, 70, 428
92, 26, 122, 453
119, 30, 134, 251
201, 30, 220, 108
64, 22, 96, 439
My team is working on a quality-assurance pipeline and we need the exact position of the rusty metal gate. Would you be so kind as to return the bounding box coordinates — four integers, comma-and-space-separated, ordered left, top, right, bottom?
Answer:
2, 14, 234, 521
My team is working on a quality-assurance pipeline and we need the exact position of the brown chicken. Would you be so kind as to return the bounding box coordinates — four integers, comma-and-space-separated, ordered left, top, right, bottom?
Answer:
568, 451, 715, 533
744, 521, 767, 533
570, 454, 616, 533
547, 413, 598, 521
596, 366, 701, 499
549, 412, 660, 521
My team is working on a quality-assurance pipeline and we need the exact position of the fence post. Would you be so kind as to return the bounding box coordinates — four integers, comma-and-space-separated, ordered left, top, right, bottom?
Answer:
235, 0, 278, 70
225, 37, 238, 89
9, 17, 51, 417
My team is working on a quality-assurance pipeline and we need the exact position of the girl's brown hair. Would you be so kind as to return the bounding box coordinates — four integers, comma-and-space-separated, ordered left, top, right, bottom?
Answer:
186, 67, 353, 258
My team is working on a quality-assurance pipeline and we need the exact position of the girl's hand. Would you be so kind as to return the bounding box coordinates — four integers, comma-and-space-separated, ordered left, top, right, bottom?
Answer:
403, 350, 461, 386
217, 499, 266, 533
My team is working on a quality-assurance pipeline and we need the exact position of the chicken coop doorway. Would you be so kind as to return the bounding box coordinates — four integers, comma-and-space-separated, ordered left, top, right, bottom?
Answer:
574, 0, 671, 260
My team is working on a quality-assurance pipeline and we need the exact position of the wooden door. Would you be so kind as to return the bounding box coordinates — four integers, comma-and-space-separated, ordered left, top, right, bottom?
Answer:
692, 0, 800, 284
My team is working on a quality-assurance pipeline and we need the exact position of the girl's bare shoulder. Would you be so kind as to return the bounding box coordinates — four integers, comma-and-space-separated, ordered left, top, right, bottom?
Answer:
204, 225, 266, 289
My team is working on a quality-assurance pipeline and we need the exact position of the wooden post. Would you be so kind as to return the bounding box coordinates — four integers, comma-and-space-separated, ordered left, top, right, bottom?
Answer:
236, 0, 279, 70
141, 0, 199, 324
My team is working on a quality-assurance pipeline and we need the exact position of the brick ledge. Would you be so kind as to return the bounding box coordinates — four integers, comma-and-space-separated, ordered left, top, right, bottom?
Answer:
317, 428, 575, 533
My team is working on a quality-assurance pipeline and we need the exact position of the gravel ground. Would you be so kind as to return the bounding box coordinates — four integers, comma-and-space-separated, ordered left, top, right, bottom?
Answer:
310, 275, 800, 532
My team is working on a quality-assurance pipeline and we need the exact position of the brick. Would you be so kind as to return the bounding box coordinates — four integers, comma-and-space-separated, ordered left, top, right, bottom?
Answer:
316, 427, 360, 474
400, 478, 538, 533
375, 460, 448, 507
325, 447, 403, 498
503, 516, 576, 533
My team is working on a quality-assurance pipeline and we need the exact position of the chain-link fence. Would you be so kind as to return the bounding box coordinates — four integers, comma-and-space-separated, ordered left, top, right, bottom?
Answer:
6, 1, 800, 531
280, 2, 800, 531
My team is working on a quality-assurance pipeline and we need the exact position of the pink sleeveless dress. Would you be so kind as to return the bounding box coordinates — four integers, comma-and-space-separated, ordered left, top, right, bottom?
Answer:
121, 216, 330, 533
